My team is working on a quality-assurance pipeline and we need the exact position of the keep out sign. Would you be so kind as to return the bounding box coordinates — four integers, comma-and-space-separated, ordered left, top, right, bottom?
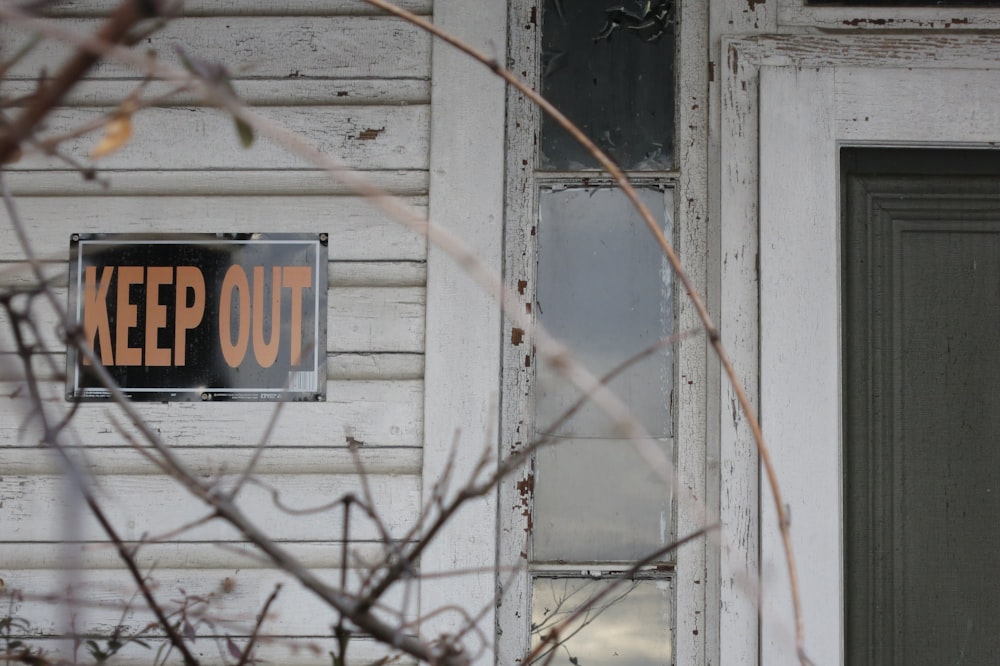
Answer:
66, 233, 327, 402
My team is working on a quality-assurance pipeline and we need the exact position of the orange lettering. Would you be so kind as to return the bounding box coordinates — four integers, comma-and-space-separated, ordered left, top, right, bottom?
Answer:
174, 266, 205, 366
282, 266, 312, 366
144, 267, 172, 366
252, 266, 281, 368
219, 265, 250, 368
83, 266, 114, 365
115, 266, 143, 366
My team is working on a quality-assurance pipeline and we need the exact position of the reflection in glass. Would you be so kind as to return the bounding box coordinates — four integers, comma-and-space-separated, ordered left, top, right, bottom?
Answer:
531, 578, 673, 666
532, 438, 673, 562
535, 187, 672, 438
533, 186, 673, 563
540, 0, 675, 170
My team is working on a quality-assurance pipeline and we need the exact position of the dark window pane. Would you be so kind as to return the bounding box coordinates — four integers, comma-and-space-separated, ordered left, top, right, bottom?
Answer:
540, 0, 675, 170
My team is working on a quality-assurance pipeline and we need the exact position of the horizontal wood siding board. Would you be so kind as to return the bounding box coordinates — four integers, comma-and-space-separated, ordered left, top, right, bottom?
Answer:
0, 192, 428, 259
0, 473, 420, 541
3, 568, 415, 636
0, 262, 427, 289
40, 0, 432, 17
0, 541, 401, 569
2, 446, 422, 476
0, 286, 425, 353
5, 79, 431, 106
12, 105, 430, 171
0, 379, 423, 448
0, 352, 424, 381
0, 637, 416, 665
328, 351, 423, 379
3, 170, 429, 196
6, 17, 431, 80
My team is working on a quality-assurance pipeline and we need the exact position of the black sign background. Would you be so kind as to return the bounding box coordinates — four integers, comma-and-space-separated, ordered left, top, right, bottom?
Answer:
66, 233, 327, 402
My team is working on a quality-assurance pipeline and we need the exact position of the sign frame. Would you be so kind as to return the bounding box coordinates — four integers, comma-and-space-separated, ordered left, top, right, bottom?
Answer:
66, 232, 328, 402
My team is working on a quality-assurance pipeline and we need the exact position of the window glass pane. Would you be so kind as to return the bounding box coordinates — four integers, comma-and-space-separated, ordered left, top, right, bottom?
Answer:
533, 186, 673, 563
531, 578, 673, 666
532, 437, 673, 562
535, 187, 672, 439
539, 0, 675, 170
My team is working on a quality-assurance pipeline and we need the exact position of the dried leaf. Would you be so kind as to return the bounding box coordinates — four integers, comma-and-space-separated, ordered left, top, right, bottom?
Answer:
90, 114, 133, 159
234, 117, 254, 148
226, 637, 242, 659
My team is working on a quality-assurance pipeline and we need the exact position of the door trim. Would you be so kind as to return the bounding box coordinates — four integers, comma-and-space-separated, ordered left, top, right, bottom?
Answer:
720, 34, 1000, 666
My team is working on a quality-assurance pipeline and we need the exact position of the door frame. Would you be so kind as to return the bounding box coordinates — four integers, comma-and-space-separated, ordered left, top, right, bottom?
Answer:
719, 34, 1000, 666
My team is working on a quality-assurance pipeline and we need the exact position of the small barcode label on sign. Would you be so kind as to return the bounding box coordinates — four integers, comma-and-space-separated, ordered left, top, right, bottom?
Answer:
287, 371, 317, 392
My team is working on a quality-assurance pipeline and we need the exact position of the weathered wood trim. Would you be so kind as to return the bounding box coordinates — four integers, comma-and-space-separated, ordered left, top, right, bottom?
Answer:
778, 0, 1000, 30
675, 0, 711, 662
496, 0, 538, 661
718, 35, 763, 666
420, 0, 506, 661
720, 33, 1000, 666
758, 64, 839, 666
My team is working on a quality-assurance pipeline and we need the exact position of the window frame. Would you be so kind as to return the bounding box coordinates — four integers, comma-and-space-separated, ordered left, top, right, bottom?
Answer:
498, 0, 711, 664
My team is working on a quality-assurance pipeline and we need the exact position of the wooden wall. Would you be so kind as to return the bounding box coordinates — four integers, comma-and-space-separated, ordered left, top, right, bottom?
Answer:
1, 2, 431, 662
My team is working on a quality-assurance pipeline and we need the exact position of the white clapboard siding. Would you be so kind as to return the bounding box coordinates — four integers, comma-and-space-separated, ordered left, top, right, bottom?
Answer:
0, 352, 423, 381
0, 197, 428, 263
5, 17, 431, 80
13, 105, 430, 171
0, 262, 426, 290
3, 446, 422, 476
0, 472, 420, 541
4, 567, 416, 636
0, 286, 425, 353
5, 78, 432, 106
1, 637, 416, 666
1, 5, 432, 654
41, 0, 432, 16
0, 379, 423, 448
0, 541, 395, 569
3, 170, 429, 196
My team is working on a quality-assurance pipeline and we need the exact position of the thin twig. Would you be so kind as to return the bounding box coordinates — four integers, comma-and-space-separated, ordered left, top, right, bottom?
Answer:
235, 584, 281, 666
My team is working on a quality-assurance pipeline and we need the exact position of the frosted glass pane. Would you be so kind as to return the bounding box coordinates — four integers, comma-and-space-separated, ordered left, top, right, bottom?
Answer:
535, 187, 672, 438
531, 578, 673, 666
532, 437, 673, 562
533, 186, 673, 563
